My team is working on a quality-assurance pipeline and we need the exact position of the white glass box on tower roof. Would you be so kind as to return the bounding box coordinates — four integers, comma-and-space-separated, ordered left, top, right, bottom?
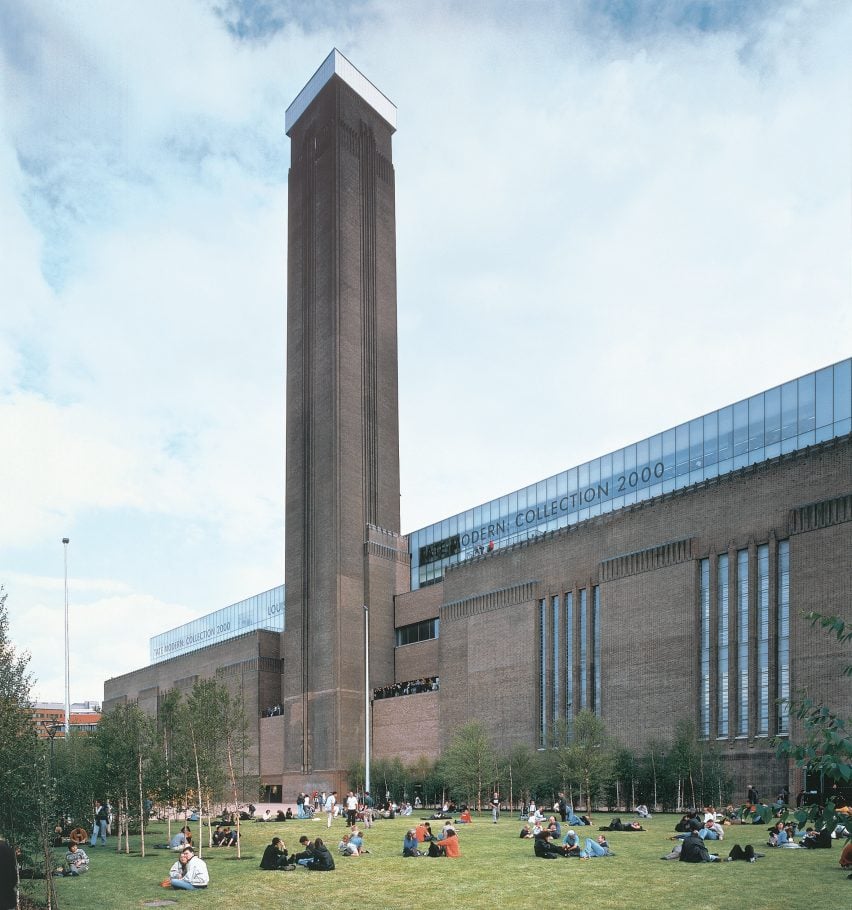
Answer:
285, 48, 397, 134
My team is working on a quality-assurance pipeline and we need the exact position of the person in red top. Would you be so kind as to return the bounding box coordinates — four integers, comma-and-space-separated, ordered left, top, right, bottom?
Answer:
437, 825, 461, 857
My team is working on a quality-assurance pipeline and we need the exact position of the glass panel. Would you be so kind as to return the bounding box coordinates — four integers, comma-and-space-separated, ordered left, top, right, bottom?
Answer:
764, 386, 781, 445
717, 554, 729, 737
781, 380, 797, 439
834, 359, 852, 424
717, 406, 733, 463
737, 549, 749, 736
565, 592, 573, 720
689, 418, 703, 470
703, 412, 718, 466
748, 393, 764, 451
815, 366, 833, 430
777, 541, 790, 735
756, 545, 769, 736
733, 401, 748, 456
699, 559, 710, 738
675, 424, 689, 475
798, 373, 815, 433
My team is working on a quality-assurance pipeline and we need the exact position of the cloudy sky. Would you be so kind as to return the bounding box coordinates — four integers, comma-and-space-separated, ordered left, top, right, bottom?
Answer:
0, 0, 848, 704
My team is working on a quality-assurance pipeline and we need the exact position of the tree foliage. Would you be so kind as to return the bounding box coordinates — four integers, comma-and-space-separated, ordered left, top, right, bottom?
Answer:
0, 585, 40, 848
772, 612, 852, 835
439, 721, 497, 809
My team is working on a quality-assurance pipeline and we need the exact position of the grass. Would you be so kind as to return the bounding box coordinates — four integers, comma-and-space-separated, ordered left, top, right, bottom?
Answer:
25, 812, 849, 910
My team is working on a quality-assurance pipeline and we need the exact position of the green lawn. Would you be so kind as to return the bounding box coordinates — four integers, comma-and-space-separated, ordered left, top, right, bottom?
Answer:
26, 813, 849, 910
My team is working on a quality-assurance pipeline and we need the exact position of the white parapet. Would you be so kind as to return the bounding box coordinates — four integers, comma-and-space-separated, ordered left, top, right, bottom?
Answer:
285, 48, 397, 135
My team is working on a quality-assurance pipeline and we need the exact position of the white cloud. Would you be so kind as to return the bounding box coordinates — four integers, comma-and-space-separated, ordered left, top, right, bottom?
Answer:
0, 0, 849, 702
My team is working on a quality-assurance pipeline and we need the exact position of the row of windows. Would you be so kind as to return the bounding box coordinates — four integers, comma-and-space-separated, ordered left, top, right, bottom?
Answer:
395, 618, 439, 647
698, 541, 789, 740
538, 586, 601, 747
410, 359, 851, 589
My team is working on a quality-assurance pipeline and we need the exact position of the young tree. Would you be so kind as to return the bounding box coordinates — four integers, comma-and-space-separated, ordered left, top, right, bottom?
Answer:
219, 685, 251, 859
440, 721, 497, 810
149, 688, 191, 843
666, 719, 700, 810
94, 702, 155, 855
565, 711, 615, 810
0, 586, 39, 842
774, 612, 851, 834
0, 585, 58, 906
186, 680, 227, 854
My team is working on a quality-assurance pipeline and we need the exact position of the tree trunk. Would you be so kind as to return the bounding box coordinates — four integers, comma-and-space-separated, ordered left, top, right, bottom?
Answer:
138, 753, 146, 857
189, 727, 204, 858
225, 733, 242, 859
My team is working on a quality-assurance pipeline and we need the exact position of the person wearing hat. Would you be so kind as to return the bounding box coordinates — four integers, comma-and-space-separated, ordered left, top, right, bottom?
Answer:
167, 846, 210, 889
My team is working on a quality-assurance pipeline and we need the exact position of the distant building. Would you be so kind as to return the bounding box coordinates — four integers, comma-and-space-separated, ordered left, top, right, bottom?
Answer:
105, 50, 852, 804
32, 701, 101, 738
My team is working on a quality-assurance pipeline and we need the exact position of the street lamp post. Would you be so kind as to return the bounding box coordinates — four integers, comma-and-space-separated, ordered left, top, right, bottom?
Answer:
41, 720, 61, 773
62, 537, 70, 737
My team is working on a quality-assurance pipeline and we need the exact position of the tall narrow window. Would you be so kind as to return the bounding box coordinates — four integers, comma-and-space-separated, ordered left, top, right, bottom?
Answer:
552, 595, 560, 727
777, 541, 790, 735
579, 588, 588, 710
717, 554, 729, 736
565, 592, 573, 724
538, 598, 547, 748
592, 586, 601, 715
737, 549, 749, 736
756, 545, 769, 735
699, 558, 710, 738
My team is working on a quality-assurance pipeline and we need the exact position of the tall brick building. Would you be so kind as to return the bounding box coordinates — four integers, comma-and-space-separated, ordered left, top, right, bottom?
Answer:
105, 51, 852, 802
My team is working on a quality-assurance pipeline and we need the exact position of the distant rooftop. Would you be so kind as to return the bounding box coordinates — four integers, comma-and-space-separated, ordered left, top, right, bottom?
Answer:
285, 48, 397, 135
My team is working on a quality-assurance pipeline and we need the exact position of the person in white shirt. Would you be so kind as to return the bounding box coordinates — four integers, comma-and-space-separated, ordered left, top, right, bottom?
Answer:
324, 791, 337, 828
168, 847, 209, 890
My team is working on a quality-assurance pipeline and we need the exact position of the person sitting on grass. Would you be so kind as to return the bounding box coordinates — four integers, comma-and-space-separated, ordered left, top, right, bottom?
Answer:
433, 825, 461, 857
562, 830, 582, 856
458, 808, 473, 824
533, 829, 567, 859
679, 820, 720, 862
767, 821, 800, 847
338, 834, 359, 856
167, 847, 209, 889
293, 836, 335, 871
260, 836, 291, 870
403, 829, 423, 856
519, 823, 534, 839
349, 827, 368, 853
169, 826, 192, 851
62, 842, 89, 876
305, 837, 335, 870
